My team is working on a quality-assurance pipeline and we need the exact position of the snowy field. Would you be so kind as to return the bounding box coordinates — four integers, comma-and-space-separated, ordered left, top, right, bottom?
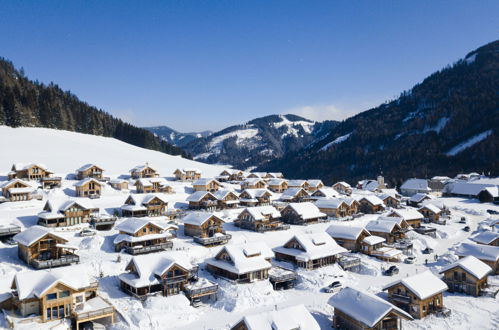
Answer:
0, 126, 498, 329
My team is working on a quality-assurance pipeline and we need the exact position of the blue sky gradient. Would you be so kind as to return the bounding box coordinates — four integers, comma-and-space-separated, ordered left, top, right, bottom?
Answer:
0, 1, 498, 131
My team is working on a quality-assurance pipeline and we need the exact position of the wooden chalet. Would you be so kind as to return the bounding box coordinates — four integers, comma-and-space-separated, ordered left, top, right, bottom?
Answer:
76, 164, 105, 180
183, 212, 231, 246
439, 256, 493, 296
378, 192, 401, 208
239, 189, 273, 207
218, 169, 245, 182
192, 178, 221, 192
121, 194, 169, 217
329, 287, 413, 330
174, 168, 202, 181
310, 187, 339, 199
315, 198, 349, 218
326, 224, 371, 252
213, 190, 240, 209
119, 254, 218, 304
235, 206, 289, 232
388, 209, 424, 228
9, 265, 115, 329
114, 218, 176, 255
0, 179, 35, 201
287, 180, 310, 190
358, 195, 385, 214
407, 193, 432, 207
342, 197, 360, 215
273, 233, 346, 269
280, 188, 311, 203
383, 271, 448, 319
306, 180, 324, 192
240, 178, 267, 190
361, 235, 403, 262
418, 204, 442, 223
471, 231, 499, 246
130, 164, 159, 179
134, 177, 174, 194
8, 163, 54, 180
280, 202, 327, 225
206, 242, 274, 283
366, 219, 404, 244
74, 178, 102, 198
267, 179, 288, 193
38, 198, 98, 227
455, 243, 499, 274
109, 178, 129, 190
332, 181, 352, 195
13, 226, 79, 269
187, 191, 218, 210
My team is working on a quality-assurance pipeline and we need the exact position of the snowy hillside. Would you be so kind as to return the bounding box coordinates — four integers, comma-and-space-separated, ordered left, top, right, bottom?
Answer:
0, 126, 225, 177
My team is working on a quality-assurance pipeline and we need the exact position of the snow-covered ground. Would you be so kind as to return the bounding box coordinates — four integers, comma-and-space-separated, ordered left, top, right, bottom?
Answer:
0, 126, 498, 329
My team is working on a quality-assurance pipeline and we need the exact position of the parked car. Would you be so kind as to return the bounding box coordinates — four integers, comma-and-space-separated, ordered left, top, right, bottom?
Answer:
79, 229, 96, 237
323, 281, 343, 293
463, 226, 471, 232
459, 217, 467, 224
191, 298, 202, 308
486, 209, 499, 215
436, 308, 452, 318
3, 238, 17, 246
384, 265, 399, 276
423, 247, 434, 254
404, 256, 416, 264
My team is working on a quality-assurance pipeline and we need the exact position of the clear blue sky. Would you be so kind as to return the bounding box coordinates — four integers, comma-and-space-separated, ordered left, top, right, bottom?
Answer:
0, 1, 497, 131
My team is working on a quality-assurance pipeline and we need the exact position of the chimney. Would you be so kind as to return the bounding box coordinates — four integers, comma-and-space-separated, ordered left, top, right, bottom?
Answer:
377, 175, 385, 188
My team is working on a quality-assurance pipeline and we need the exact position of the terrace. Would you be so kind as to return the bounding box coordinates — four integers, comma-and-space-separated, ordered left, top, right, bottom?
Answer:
124, 241, 173, 255
31, 254, 80, 269
194, 232, 232, 246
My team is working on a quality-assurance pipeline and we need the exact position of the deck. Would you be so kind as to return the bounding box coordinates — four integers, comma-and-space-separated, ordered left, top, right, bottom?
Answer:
0, 225, 21, 237
194, 233, 232, 246
184, 278, 219, 300
31, 254, 80, 269
125, 241, 173, 255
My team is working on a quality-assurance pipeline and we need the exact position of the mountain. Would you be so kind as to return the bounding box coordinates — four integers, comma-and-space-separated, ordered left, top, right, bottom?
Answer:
181, 114, 338, 170
259, 40, 499, 186
0, 58, 190, 158
144, 125, 212, 148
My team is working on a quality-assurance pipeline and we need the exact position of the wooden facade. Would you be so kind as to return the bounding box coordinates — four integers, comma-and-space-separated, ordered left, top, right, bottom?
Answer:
114, 222, 174, 254
130, 165, 159, 179
274, 236, 339, 270
193, 179, 221, 192
267, 180, 288, 193
333, 308, 403, 330
174, 169, 201, 181
75, 179, 102, 198
239, 189, 272, 207
38, 201, 95, 227
358, 197, 385, 214
206, 248, 271, 283
135, 179, 173, 194
76, 164, 104, 180
184, 214, 230, 246
440, 266, 488, 296
9, 163, 53, 180
121, 195, 168, 217
188, 193, 218, 210
385, 283, 444, 319
1, 179, 33, 201
418, 206, 441, 223
332, 182, 352, 195
235, 208, 287, 232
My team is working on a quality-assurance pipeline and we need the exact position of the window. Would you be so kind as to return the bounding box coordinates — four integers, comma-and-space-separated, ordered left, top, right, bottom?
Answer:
46, 293, 57, 300
75, 295, 83, 303
453, 271, 458, 280
59, 291, 70, 298
461, 273, 466, 281
143, 228, 147, 233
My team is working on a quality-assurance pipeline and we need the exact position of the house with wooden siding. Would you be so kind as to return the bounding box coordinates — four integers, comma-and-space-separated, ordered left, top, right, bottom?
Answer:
74, 178, 102, 198
174, 168, 202, 181
8, 265, 115, 329
439, 256, 492, 296
315, 198, 349, 218
267, 179, 288, 193
361, 235, 403, 262
8, 163, 54, 180
213, 190, 240, 209
109, 178, 129, 190
332, 181, 352, 195
287, 180, 310, 190
239, 189, 273, 207
114, 218, 177, 255
37, 198, 98, 227
400, 178, 431, 196
186, 191, 218, 210
218, 169, 245, 182
183, 212, 231, 246
366, 220, 404, 244
235, 206, 288, 232
193, 178, 221, 192
273, 232, 346, 269
280, 202, 327, 225
240, 178, 267, 190
0, 179, 35, 201
13, 226, 79, 269
455, 243, 499, 274
329, 287, 413, 330
388, 209, 424, 228
383, 271, 448, 319
358, 195, 385, 214
342, 197, 360, 215
280, 188, 311, 203
471, 231, 499, 246
418, 204, 442, 223
311, 187, 339, 199
129, 164, 159, 179
306, 180, 324, 192
134, 178, 174, 194
76, 164, 105, 180
206, 242, 274, 283
121, 194, 169, 217
378, 192, 401, 208
326, 225, 371, 252
408, 193, 433, 207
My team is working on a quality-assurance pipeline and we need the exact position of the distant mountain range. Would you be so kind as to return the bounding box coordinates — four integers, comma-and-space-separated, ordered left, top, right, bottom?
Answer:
144, 126, 212, 148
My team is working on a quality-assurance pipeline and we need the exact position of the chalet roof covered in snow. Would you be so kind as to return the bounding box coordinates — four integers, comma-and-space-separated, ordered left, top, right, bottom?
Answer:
186, 191, 216, 202
444, 181, 498, 197
383, 271, 448, 300
240, 188, 273, 199
14, 226, 67, 246
280, 188, 309, 200
362, 235, 386, 245
313, 187, 339, 198
287, 180, 307, 187
400, 178, 431, 192
334, 181, 351, 188
207, 242, 273, 275
115, 218, 176, 235
237, 304, 320, 330
213, 189, 238, 200
125, 193, 169, 206
267, 178, 287, 186
455, 243, 499, 262
326, 224, 369, 241
307, 179, 323, 188
439, 256, 492, 280
182, 212, 224, 226
129, 164, 156, 173
243, 205, 281, 220
176, 168, 202, 174
409, 193, 432, 203
0, 179, 34, 189
241, 178, 266, 186
76, 163, 103, 172
328, 287, 413, 327
193, 178, 220, 186
74, 177, 101, 187
358, 195, 384, 206
12, 163, 48, 171
273, 232, 347, 262
419, 204, 442, 214
39, 198, 97, 219
470, 231, 499, 245
135, 177, 170, 187
389, 208, 424, 221
361, 180, 380, 192
285, 202, 326, 219
315, 198, 346, 209
12, 265, 94, 300
366, 220, 400, 233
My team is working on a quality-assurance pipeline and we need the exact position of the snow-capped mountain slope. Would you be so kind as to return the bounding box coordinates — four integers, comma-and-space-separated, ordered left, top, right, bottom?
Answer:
144, 126, 212, 148
0, 126, 225, 177
183, 114, 338, 169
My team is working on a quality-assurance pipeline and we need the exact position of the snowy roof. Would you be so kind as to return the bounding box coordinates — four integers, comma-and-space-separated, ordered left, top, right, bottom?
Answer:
76, 163, 103, 172
483, 186, 499, 198
186, 191, 216, 202
389, 208, 424, 221
383, 271, 448, 300
400, 178, 431, 192
419, 204, 441, 214
109, 178, 126, 184
328, 287, 413, 327
14, 226, 67, 246
207, 242, 273, 275
125, 193, 168, 206
326, 224, 369, 241
439, 256, 492, 280
274, 232, 347, 262
470, 231, 499, 245
130, 164, 156, 173
13, 265, 94, 300
176, 168, 202, 174
243, 206, 281, 221
39, 198, 96, 219
362, 180, 380, 192
0, 179, 33, 189
362, 235, 386, 245
267, 172, 284, 178
74, 177, 101, 187
376, 216, 406, 228
313, 188, 339, 198
341, 197, 358, 206
334, 181, 351, 188
267, 178, 287, 186
455, 243, 499, 262
135, 177, 170, 187
241, 178, 266, 185
366, 220, 399, 233
193, 178, 220, 186
285, 202, 326, 219
409, 193, 432, 203
240, 189, 272, 199
281, 188, 309, 200
287, 180, 307, 187
358, 195, 384, 206
213, 190, 238, 200
12, 163, 48, 171
115, 218, 175, 235
307, 179, 323, 187
445, 181, 498, 197
315, 198, 346, 209
182, 212, 223, 226
239, 304, 320, 330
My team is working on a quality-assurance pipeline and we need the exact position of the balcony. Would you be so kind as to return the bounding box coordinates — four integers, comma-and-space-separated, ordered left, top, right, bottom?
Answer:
162, 274, 189, 285
73, 296, 114, 326
269, 266, 296, 284
91, 216, 117, 227
194, 233, 232, 246
184, 278, 219, 299
391, 293, 411, 304
31, 254, 80, 269
125, 241, 173, 255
